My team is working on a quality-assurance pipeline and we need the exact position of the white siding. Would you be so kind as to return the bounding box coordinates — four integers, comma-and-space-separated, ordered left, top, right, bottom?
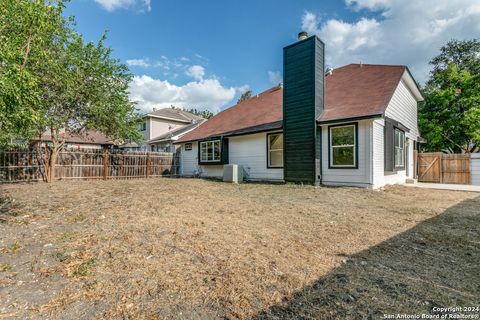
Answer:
406, 138, 414, 179
372, 119, 385, 187
371, 118, 410, 188
229, 132, 283, 181
321, 120, 373, 188
179, 131, 283, 181
472, 154, 480, 186
179, 142, 223, 178
384, 77, 419, 141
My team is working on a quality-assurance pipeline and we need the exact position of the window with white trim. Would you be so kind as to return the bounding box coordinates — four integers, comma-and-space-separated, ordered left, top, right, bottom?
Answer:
200, 140, 221, 162
394, 128, 405, 168
267, 133, 283, 168
329, 124, 356, 167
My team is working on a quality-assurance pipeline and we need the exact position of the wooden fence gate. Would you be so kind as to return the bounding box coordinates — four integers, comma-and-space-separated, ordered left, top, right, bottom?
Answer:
418, 152, 470, 184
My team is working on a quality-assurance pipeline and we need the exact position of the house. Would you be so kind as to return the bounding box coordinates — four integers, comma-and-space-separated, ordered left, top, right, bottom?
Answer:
135, 108, 205, 152
175, 33, 424, 188
33, 129, 115, 150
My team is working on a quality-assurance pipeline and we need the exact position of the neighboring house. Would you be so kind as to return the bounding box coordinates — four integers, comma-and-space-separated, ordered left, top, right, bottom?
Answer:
135, 108, 205, 152
32, 129, 115, 149
175, 33, 424, 189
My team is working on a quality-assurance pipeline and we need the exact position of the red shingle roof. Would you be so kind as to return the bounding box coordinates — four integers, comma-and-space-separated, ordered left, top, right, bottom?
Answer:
320, 64, 405, 122
36, 129, 114, 145
177, 64, 407, 143
177, 86, 283, 142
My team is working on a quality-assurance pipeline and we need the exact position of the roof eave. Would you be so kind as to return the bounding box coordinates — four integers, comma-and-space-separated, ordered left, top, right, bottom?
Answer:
317, 113, 383, 125
146, 114, 193, 123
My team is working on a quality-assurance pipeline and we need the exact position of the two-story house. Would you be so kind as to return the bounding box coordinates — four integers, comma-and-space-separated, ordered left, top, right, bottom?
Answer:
138, 108, 205, 152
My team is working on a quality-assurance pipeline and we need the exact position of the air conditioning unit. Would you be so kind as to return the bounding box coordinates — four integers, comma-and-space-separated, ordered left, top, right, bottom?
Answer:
223, 164, 244, 183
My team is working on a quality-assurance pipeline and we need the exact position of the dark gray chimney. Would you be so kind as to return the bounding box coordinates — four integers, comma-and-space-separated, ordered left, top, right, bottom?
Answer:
283, 34, 325, 184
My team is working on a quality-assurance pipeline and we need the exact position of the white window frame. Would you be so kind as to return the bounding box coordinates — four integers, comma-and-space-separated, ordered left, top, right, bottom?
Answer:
139, 122, 146, 131
329, 124, 357, 168
199, 140, 221, 162
394, 128, 405, 168
267, 133, 284, 168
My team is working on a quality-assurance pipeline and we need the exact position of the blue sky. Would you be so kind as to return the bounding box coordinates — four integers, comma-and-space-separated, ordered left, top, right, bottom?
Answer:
65, 0, 480, 113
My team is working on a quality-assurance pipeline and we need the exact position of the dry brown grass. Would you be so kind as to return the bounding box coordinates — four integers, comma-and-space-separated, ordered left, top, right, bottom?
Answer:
0, 178, 478, 319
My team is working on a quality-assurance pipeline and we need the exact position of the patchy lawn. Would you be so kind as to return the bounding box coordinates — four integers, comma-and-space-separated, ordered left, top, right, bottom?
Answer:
0, 179, 478, 319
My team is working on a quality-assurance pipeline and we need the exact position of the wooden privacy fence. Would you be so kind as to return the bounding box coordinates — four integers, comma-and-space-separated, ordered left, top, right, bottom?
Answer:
0, 148, 180, 183
417, 152, 471, 184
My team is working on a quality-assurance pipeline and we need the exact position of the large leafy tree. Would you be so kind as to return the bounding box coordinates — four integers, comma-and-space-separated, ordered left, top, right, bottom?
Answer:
419, 39, 480, 153
183, 107, 214, 119
237, 90, 252, 103
0, 0, 141, 181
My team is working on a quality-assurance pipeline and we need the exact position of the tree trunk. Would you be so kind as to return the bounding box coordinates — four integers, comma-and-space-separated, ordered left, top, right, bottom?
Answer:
48, 147, 58, 183
43, 131, 63, 183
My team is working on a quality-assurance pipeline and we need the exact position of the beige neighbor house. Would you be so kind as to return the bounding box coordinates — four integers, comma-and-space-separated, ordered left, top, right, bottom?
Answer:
134, 108, 206, 152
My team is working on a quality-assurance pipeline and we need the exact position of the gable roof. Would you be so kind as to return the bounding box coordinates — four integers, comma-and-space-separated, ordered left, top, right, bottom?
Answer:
147, 108, 204, 123
177, 86, 283, 142
177, 64, 421, 143
149, 119, 206, 143
319, 64, 406, 122
35, 129, 114, 145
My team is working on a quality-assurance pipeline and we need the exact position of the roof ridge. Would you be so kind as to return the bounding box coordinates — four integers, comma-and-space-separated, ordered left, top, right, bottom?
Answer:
339, 63, 406, 68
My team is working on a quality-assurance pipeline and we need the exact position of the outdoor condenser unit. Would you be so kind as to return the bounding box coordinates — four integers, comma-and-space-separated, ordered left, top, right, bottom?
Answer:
223, 164, 244, 183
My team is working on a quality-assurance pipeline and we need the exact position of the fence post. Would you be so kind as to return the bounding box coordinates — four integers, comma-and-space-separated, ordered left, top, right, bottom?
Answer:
439, 152, 443, 184
102, 149, 109, 180
146, 152, 150, 178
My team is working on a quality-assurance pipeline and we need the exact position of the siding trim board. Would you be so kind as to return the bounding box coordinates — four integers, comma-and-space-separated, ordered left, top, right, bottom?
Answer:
327, 122, 359, 169
174, 121, 283, 144
317, 113, 382, 125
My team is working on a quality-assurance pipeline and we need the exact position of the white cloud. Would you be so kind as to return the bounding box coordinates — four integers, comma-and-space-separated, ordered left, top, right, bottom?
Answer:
185, 65, 205, 81
268, 71, 282, 85
126, 59, 150, 67
302, 0, 480, 83
345, 0, 392, 11
129, 75, 242, 113
94, 0, 151, 12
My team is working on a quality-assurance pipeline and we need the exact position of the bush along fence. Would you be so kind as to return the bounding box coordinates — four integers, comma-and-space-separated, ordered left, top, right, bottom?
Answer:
0, 148, 180, 183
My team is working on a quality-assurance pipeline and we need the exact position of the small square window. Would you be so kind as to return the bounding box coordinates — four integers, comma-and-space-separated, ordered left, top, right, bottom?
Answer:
199, 140, 221, 162
184, 143, 192, 151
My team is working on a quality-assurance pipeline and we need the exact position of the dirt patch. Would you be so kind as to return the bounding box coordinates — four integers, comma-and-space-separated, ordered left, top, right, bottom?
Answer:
0, 178, 478, 319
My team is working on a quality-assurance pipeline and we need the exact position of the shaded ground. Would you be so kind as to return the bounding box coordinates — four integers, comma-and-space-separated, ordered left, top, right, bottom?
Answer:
0, 178, 478, 319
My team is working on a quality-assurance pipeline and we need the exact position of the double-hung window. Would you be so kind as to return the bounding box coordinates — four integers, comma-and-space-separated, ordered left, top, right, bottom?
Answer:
267, 133, 283, 168
200, 140, 221, 162
329, 124, 357, 168
394, 128, 405, 168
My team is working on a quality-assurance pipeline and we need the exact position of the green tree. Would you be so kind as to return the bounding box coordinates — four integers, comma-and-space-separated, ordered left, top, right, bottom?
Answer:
182, 107, 214, 119
237, 90, 252, 103
0, 0, 141, 181
419, 39, 480, 153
